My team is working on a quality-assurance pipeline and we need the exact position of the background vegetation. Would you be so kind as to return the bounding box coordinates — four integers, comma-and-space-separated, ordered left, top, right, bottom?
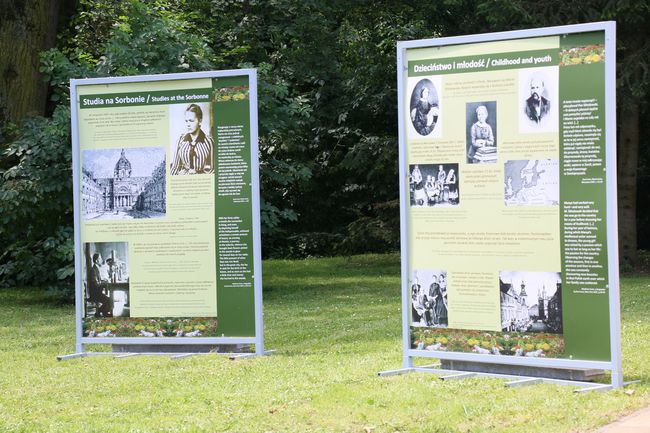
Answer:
1, 0, 649, 293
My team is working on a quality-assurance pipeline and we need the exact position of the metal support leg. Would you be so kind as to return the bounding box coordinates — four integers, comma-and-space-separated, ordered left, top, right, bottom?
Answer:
57, 353, 87, 361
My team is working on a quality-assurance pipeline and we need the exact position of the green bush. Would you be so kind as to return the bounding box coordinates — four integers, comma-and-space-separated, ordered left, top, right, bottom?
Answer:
0, 106, 73, 290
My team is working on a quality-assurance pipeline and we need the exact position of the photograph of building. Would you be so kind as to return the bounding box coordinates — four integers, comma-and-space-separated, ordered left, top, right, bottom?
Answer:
499, 270, 563, 334
82, 147, 166, 220
137, 160, 166, 213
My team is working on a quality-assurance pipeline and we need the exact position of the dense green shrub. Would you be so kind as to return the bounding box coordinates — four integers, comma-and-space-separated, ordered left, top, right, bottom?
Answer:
0, 107, 73, 289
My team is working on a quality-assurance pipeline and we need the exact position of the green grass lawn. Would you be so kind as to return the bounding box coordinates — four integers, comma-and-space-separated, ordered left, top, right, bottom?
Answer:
0, 253, 649, 432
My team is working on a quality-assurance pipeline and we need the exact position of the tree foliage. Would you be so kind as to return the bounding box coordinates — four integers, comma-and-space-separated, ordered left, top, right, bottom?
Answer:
1, 0, 221, 291
1, 0, 649, 292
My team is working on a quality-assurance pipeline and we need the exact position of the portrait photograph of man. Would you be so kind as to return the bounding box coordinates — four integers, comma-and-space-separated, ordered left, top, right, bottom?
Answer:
525, 77, 550, 123
518, 67, 559, 134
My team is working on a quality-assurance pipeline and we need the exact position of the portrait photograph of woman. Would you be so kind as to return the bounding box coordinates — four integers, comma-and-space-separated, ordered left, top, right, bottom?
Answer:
407, 77, 442, 139
169, 102, 214, 175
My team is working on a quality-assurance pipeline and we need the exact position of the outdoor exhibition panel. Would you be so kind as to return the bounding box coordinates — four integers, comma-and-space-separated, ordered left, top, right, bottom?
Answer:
397, 22, 622, 386
70, 70, 263, 353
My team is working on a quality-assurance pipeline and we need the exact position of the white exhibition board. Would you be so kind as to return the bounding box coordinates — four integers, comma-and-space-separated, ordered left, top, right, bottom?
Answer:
397, 22, 623, 386
70, 70, 264, 354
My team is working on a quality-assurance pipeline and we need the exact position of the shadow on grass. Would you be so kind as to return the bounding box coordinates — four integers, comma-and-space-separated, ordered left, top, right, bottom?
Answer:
264, 253, 400, 281
0, 287, 72, 308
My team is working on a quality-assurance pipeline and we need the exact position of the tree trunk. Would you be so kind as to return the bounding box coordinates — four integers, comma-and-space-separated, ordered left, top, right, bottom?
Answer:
0, 0, 61, 125
617, 103, 639, 267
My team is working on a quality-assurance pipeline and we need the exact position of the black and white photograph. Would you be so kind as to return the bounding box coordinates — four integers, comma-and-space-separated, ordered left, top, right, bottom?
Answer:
410, 269, 448, 328
82, 147, 166, 220
518, 67, 559, 133
504, 159, 559, 206
169, 102, 214, 175
499, 270, 563, 334
83, 242, 130, 318
466, 101, 497, 164
409, 163, 459, 207
407, 76, 442, 139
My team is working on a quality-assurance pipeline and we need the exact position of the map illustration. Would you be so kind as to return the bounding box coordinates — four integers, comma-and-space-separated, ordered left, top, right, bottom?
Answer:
504, 159, 559, 206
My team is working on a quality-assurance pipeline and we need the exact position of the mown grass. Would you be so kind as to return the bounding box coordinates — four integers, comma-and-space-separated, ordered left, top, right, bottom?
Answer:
0, 253, 649, 432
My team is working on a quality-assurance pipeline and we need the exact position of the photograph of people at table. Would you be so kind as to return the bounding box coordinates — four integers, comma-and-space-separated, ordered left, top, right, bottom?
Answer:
83, 242, 130, 319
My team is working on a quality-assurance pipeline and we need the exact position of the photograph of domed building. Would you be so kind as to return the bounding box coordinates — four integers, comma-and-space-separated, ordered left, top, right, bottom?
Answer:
82, 147, 166, 220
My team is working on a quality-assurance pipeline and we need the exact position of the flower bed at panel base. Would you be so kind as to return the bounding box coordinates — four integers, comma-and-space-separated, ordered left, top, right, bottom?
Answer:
411, 327, 564, 358
82, 317, 218, 338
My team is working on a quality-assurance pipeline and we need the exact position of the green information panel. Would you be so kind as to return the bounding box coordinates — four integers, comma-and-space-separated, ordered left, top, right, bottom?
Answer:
397, 23, 623, 386
70, 70, 263, 352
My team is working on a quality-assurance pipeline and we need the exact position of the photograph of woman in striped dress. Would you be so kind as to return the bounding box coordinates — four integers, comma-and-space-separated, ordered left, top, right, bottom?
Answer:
170, 103, 214, 175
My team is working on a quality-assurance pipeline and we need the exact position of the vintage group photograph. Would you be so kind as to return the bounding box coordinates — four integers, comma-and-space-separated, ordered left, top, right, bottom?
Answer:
409, 163, 459, 207
410, 269, 449, 328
